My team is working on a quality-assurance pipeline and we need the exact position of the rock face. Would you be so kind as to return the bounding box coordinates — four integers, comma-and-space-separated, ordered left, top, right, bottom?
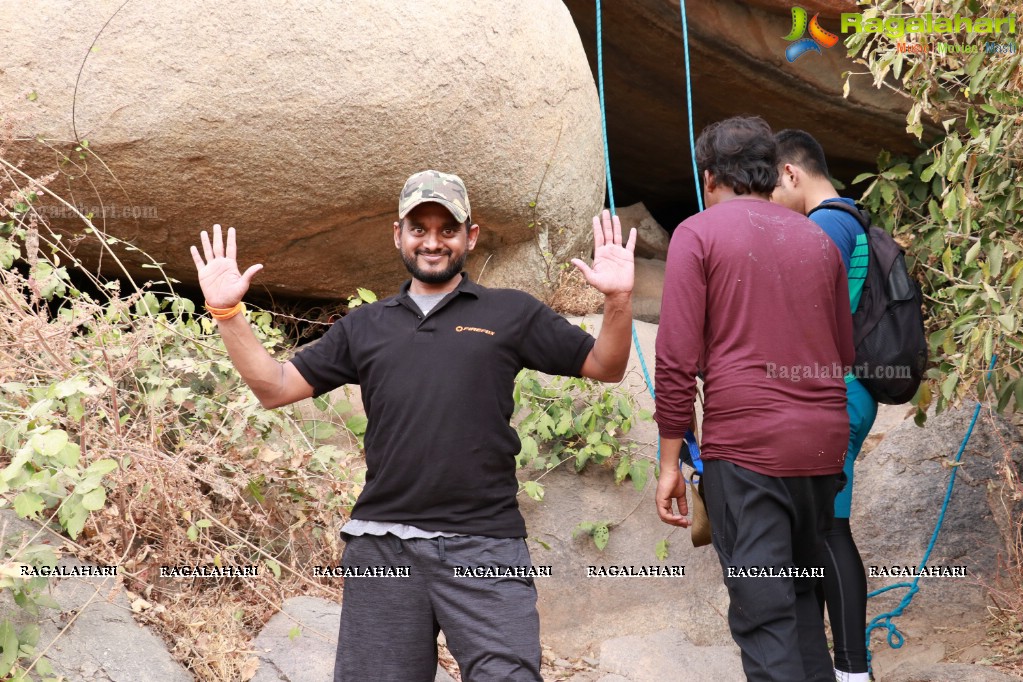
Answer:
851, 406, 1023, 680
249, 596, 454, 682
0, 511, 194, 682
1, 0, 604, 300
522, 319, 728, 657
562, 0, 927, 218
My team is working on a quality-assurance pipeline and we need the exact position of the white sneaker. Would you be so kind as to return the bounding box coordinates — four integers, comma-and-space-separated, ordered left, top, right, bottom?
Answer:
835, 670, 870, 682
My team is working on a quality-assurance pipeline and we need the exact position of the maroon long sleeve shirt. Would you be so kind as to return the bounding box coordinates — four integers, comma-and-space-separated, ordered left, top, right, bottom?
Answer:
655, 198, 854, 477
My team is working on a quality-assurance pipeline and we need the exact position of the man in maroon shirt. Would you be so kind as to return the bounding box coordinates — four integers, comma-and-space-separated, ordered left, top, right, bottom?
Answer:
654, 116, 854, 682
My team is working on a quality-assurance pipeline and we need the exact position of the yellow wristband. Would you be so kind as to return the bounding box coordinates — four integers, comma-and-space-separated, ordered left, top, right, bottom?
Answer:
204, 301, 245, 321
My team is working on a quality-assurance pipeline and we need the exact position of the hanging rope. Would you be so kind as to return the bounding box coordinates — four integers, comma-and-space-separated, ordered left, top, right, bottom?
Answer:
595, 0, 616, 215
678, 0, 704, 212
594, 0, 702, 469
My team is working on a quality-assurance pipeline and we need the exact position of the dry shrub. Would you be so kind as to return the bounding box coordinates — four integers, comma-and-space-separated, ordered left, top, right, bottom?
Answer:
0, 119, 361, 680
546, 266, 603, 317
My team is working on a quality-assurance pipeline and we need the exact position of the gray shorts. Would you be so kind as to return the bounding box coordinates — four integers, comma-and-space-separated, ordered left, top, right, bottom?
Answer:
333, 533, 542, 682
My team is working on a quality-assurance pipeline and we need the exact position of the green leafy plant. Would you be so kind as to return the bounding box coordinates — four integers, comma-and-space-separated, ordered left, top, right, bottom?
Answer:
513, 369, 653, 503
0, 136, 362, 680
843, 0, 1022, 419
512, 367, 655, 554
573, 520, 612, 551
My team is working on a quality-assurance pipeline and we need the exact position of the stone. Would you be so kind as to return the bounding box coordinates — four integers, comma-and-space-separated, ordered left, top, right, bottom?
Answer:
615, 202, 670, 260
523, 318, 719, 658
561, 0, 931, 217
632, 257, 665, 323
249, 596, 454, 681
851, 406, 1023, 679
598, 628, 744, 680
0, 542, 194, 682
1, 0, 604, 301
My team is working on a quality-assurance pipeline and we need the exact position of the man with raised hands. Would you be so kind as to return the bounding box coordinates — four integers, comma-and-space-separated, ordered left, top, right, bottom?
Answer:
190, 170, 635, 682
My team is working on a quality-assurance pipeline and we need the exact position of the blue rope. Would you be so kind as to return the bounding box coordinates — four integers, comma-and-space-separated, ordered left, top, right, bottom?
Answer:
595, 0, 615, 214
678, 0, 704, 212
864, 352, 999, 673
596, 0, 700, 474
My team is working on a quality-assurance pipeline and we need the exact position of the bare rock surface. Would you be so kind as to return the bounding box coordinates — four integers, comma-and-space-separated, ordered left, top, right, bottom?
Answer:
2, 0, 604, 300
851, 405, 1023, 679
0, 512, 193, 682
562, 0, 929, 213
632, 257, 665, 323
250, 595, 453, 681
596, 628, 744, 681
615, 203, 669, 261
885, 662, 1023, 682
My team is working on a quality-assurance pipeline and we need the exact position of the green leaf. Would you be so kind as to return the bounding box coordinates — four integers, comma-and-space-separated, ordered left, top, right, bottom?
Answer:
34, 656, 53, 676
593, 524, 610, 551
302, 420, 337, 441
988, 243, 1004, 278
655, 539, 669, 562
851, 172, 875, 185
13, 492, 44, 519
522, 480, 544, 502
265, 559, 281, 579
629, 460, 650, 492
355, 288, 377, 304
77, 459, 116, 490
186, 525, 198, 542
941, 247, 955, 276
55, 442, 81, 468
30, 430, 68, 458
288, 626, 302, 641
344, 414, 368, 436
614, 457, 630, 485
0, 620, 19, 677
963, 240, 982, 266
60, 501, 88, 539
80, 487, 106, 511
941, 373, 958, 401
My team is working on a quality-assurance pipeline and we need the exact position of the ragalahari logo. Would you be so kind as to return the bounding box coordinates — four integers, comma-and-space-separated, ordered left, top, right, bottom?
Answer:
783, 6, 841, 62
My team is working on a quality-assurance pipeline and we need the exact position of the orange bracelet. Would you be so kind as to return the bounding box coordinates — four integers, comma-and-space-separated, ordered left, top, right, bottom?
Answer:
204, 301, 245, 321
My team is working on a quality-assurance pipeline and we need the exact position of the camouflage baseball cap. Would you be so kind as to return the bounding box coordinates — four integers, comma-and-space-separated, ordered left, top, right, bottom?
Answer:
398, 170, 471, 223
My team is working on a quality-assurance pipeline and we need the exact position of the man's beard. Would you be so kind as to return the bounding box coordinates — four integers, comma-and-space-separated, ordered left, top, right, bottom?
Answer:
400, 248, 467, 284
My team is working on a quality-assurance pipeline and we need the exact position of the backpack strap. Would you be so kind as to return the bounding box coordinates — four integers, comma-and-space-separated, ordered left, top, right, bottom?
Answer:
807, 200, 871, 234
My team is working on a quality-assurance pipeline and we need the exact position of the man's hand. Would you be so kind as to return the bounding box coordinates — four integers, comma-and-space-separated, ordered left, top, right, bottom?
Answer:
656, 461, 691, 527
571, 209, 636, 296
189, 224, 263, 308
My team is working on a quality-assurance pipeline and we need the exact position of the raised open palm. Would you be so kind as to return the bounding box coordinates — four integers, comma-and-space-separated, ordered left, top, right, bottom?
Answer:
189, 224, 263, 308
571, 209, 636, 295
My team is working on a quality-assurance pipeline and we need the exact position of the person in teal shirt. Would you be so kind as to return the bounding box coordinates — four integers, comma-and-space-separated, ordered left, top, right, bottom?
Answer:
773, 129, 877, 682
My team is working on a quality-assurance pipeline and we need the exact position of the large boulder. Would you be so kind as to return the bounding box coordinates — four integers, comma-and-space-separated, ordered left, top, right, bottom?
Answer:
562, 0, 930, 217
1, 0, 604, 300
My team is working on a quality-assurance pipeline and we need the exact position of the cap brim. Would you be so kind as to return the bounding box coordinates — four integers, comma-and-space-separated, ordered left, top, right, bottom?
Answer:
398, 198, 468, 223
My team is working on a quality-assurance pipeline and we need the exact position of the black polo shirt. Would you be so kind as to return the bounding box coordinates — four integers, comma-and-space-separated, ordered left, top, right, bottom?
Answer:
290, 273, 596, 538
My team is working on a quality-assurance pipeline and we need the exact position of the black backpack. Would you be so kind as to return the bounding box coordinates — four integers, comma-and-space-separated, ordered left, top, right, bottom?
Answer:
808, 202, 928, 404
